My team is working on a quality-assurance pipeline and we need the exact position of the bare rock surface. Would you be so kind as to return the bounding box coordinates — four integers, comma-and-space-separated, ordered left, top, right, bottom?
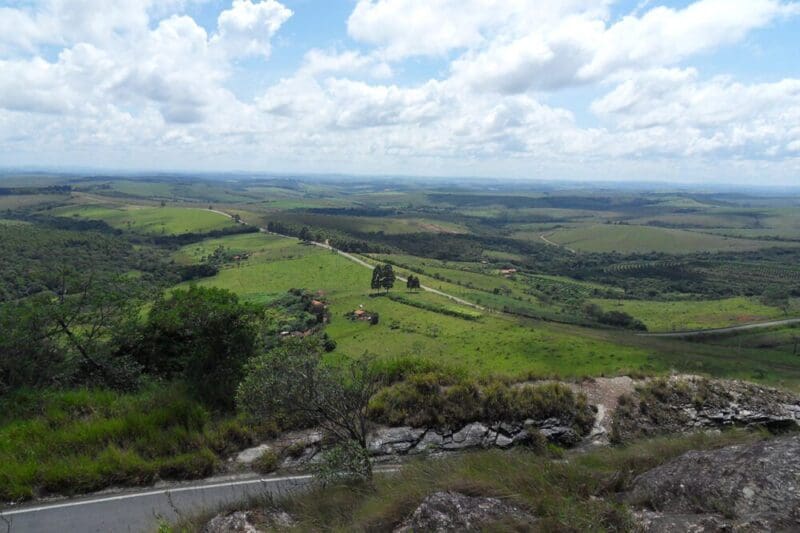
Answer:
203, 511, 259, 533
627, 435, 800, 531
613, 376, 800, 442
393, 491, 536, 532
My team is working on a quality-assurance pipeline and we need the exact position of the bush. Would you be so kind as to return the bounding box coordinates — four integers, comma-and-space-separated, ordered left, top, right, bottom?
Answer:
313, 441, 372, 485
253, 449, 279, 475
157, 448, 217, 479
369, 378, 594, 437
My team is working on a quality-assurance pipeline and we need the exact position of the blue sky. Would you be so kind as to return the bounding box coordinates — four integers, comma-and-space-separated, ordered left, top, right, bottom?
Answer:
0, 0, 799, 184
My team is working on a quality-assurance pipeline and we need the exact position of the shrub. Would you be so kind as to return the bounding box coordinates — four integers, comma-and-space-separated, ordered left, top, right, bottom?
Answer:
253, 449, 279, 475
442, 382, 482, 428
157, 448, 217, 479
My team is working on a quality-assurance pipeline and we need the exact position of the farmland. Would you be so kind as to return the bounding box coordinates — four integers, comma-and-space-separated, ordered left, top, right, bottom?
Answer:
51, 204, 235, 235
591, 297, 794, 332
541, 224, 787, 253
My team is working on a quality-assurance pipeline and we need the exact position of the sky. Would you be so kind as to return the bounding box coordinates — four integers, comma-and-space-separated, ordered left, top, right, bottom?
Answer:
0, 0, 799, 184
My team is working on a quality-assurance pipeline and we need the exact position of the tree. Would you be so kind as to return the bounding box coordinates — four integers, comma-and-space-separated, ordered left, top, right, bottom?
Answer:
237, 337, 380, 480
371, 265, 383, 292
381, 264, 395, 293
132, 286, 261, 411
0, 269, 145, 392
298, 226, 312, 243
406, 275, 421, 291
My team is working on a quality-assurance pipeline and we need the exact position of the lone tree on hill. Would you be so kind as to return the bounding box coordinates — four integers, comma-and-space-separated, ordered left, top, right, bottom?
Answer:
406, 275, 421, 291
369, 264, 396, 293
380, 264, 395, 293
371, 265, 383, 292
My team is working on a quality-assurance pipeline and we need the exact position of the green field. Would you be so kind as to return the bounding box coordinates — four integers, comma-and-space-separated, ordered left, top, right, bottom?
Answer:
174, 232, 800, 386
52, 205, 234, 235
542, 224, 786, 253
592, 297, 792, 332
178, 234, 656, 378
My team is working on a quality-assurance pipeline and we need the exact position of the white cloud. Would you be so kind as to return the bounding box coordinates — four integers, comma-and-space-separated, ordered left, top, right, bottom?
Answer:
0, 0, 799, 182
592, 68, 800, 157
212, 0, 292, 59
449, 0, 798, 93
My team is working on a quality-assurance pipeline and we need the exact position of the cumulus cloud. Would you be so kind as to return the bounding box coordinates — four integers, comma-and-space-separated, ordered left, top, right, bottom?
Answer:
0, 0, 799, 181
212, 0, 292, 59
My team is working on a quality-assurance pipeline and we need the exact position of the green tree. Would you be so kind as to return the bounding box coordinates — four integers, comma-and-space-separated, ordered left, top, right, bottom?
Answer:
237, 338, 379, 479
381, 264, 395, 293
371, 265, 383, 292
0, 270, 145, 392
133, 286, 261, 411
298, 226, 312, 243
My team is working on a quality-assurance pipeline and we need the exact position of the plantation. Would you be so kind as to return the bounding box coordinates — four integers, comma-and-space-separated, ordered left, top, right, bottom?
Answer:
543, 224, 786, 253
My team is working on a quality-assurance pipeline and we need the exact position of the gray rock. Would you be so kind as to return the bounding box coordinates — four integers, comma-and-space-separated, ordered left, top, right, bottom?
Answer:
442, 423, 489, 451
368, 427, 426, 456
203, 511, 258, 533
628, 435, 800, 531
235, 444, 272, 464
495, 433, 514, 448
394, 491, 536, 532
411, 430, 445, 454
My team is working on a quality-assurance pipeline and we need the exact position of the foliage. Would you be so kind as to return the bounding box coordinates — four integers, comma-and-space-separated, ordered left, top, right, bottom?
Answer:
253, 449, 279, 475
0, 272, 148, 393
130, 286, 262, 411
313, 440, 373, 485
0, 222, 171, 302
0, 386, 258, 502
237, 338, 381, 447
369, 377, 595, 435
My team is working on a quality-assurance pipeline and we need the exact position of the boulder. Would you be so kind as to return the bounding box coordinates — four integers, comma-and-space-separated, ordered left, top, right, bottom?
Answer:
367, 427, 425, 456
442, 423, 489, 451
235, 444, 272, 465
394, 491, 536, 532
203, 511, 259, 533
627, 435, 800, 531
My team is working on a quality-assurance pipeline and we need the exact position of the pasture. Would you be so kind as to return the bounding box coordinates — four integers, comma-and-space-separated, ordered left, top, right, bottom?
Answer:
175, 231, 800, 386
52, 205, 234, 235
592, 296, 791, 332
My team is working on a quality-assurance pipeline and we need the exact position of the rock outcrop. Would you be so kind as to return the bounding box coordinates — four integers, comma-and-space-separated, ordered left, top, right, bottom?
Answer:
627, 435, 800, 531
393, 491, 536, 532
203, 509, 295, 533
612, 377, 800, 442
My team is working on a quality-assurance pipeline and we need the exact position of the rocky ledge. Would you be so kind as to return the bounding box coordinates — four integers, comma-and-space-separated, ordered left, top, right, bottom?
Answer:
627, 434, 800, 531
393, 491, 536, 532
612, 376, 800, 443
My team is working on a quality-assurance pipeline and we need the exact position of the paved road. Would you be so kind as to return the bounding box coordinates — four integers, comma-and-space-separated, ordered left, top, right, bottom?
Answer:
0, 474, 312, 533
638, 318, 800, 338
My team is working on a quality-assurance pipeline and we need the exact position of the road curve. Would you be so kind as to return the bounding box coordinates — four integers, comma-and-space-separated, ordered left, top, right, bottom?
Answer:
224, 213, 485, 312
0, 474, 312, 533
638, 318, 800, 338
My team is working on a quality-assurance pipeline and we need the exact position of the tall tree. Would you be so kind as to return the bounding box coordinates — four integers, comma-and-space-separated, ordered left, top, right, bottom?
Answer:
371, 265, 383, 292
381, 264, 396, 293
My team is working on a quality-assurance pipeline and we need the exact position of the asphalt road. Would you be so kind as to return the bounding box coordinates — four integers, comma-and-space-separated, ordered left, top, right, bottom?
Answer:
0, 474, 312, 533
